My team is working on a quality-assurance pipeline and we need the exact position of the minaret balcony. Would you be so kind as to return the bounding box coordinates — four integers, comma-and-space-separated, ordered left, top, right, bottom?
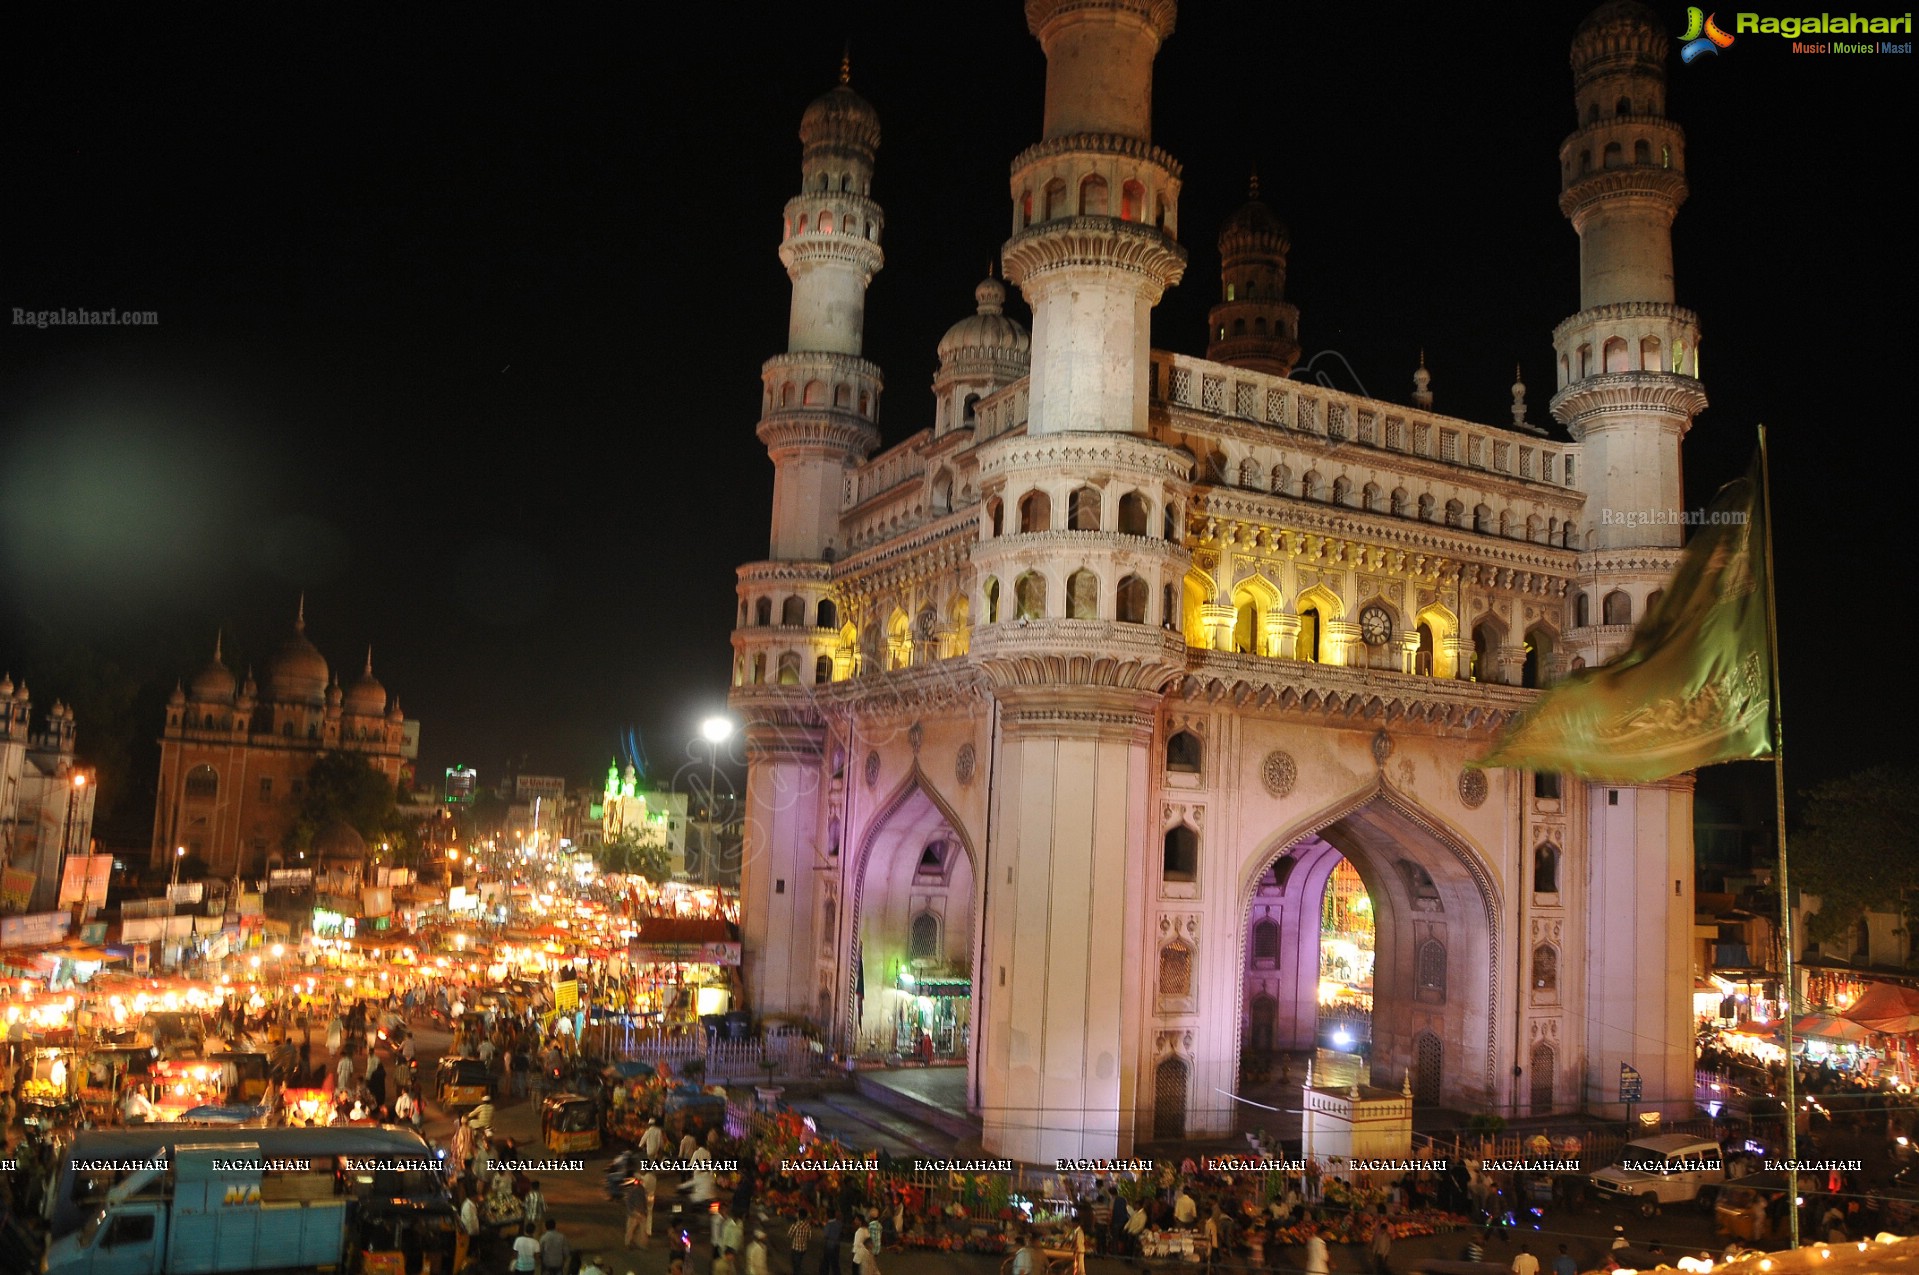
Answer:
1001, 216, 1186, 296
1548, 371, 1707, 437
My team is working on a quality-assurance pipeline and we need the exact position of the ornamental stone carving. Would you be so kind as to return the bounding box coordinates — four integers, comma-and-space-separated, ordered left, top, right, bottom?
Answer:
1372, 729, 1394, 766
1458, 768, 1488, 809
955, 742, 977, 786
864, 750, 880, 788
1260, 751, 1297, 798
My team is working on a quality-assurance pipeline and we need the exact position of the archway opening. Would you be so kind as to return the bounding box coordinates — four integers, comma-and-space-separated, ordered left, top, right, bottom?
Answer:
1242, 848, 1375, 1087
849, 785, 977, 1073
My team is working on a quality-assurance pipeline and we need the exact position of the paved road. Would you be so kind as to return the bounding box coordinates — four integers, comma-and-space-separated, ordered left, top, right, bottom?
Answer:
390, 1023, 1736, 1275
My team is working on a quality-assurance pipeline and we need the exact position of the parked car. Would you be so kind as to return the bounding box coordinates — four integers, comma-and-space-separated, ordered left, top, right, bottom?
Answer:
1589, 1134, 1725, 1216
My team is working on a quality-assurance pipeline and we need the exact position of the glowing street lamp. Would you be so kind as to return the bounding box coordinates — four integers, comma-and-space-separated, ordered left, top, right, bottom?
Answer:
170, 845, 186, 893
699, 716, 734, 886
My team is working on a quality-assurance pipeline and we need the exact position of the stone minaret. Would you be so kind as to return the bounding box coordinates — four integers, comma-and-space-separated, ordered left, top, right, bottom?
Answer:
1002, 0, 1185, 436
733, 65, 886, 1030
760, 60, 885, 562
974, 0, 1192, 1162
1550, 0, 1701, 1123
1205, 175, 1300, 375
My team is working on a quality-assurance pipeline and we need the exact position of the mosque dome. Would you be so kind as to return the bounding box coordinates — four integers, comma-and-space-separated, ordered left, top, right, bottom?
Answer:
799, 81, 880, 153
937, 275, 1030, 363
345, 649, 387, 716
266, 608, 330, 704
189, 635, 236, 703
1218, 177, 1289, 253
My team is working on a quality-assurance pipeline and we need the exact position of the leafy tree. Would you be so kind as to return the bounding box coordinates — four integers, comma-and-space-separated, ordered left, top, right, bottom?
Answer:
284, 751, 398, 853
1793, 766, 1919, 947
599, 824, 672, 882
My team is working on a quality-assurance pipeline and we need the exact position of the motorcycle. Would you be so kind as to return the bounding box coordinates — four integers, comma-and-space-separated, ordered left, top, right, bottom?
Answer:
604, 1150, 635, 1199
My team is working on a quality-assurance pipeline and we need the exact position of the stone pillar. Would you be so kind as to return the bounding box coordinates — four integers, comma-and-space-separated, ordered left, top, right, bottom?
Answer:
737, 715, 825, 1019
1322, 620, 1360, 668
1198, 604, 1235, 652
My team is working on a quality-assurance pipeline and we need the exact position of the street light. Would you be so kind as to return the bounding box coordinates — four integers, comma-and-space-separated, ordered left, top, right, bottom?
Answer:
170, 845, 186, 894
699, 716, 734, 886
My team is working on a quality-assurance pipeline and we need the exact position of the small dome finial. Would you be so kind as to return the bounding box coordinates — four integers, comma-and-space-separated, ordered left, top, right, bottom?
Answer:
1412, 349, 1433, 408
1248, 168, 1260, 200
364, 645, 374, 676
296, 593, 306, 633
213, 629, 224, 663
839, 41, 851, 85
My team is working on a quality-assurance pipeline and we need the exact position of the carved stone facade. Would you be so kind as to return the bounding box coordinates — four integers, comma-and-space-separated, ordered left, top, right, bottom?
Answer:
734, 0, 1699, 1160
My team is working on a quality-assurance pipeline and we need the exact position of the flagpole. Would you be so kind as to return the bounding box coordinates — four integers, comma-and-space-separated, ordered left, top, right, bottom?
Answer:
1758, 421, 1799, 1249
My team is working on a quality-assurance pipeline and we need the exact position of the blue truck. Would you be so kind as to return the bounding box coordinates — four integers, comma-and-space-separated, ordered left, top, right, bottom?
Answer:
42, 1126, 454, 1275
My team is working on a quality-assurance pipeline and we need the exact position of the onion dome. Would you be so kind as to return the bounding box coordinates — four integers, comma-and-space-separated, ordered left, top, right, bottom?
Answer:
11, 680, 26, 702
1218, 175, 1290, 255
345, 647, 387, 716
387, 698, 405, 725
266, 600, 330, 703
800, 57, 880, 156
0, 674, 12, 698
312, 820, 367, 861
189, 632, 237, 703
937, 275, 1030, 363
168, 681, 187, 708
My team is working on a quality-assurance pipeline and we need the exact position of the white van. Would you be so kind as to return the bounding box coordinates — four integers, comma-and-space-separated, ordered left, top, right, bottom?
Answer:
1589, 1134, 1726, 1215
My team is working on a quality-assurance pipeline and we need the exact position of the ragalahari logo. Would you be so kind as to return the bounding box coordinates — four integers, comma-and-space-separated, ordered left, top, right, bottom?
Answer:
1679, 7, 1737, 61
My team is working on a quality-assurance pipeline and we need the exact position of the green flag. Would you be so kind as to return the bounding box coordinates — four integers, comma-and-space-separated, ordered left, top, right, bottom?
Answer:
1476, 458, 1773, 782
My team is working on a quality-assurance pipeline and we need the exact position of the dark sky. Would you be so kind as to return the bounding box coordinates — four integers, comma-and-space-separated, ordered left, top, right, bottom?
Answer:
3, 2, 1909, 836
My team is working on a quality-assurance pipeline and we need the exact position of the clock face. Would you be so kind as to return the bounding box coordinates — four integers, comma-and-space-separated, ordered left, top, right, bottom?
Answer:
1360, 606, 1392, 646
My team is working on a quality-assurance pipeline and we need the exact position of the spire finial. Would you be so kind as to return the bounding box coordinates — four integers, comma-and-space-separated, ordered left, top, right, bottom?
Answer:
213, 629, 224, 663
296, 593, 306, 633
1248, 168, 1260, 200
839, 41, 850, 85
364, 645, 374, 676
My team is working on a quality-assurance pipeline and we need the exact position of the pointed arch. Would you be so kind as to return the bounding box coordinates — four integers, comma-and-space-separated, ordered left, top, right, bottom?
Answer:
1181, 566, 1216, 649
1294, 582, 1343, 620
1231, 573, 1283, 656
1234, 775, 1504, 1103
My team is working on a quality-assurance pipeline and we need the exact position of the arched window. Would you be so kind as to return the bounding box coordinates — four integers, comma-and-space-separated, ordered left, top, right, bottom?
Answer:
1232, 318, 1246, 337
1238, 457, 1263, 489
1603, 141, 1623, 168
1473, 504, 1491, 532
1444, 498, 1464, 527
1417, 493, 1436, 521
1206, 451, 1229, 483
1416, 939, 1447, 1003
815, 656, 832, 685
1020, 189, 1033, 226
1415, 623, 1435, 676
1332, 476, 1352, 506
962, 394, 980, 426
1534, 772, 1562, 800
1078, 173, 1109, 216
1856, 916, 1872, 962
1523, 625, 1555, 689
1163, 584, 1178, 630
1602, 590, 1632, 626
1640, 336, 1662, 370
1067, 568, 1099, 620
1068, 486, 1101, 531
821, 898, 838, 952
1018, 490, 1052, 533
1118, 491, 1150, 536
1616, 95, 1633, 115
1120, 180, 1144, 221
1250, 995, 1277, 1053
1163, 501, 1181, 541
909, 912, 940, 961
1531, 1041, 1556, 1114
1233, 592, 1259, 654
983, 577, 1001, 624
1301, 470, 1322, 501
818, 211, 834, 235
1165, 730, 1201, 773
1015, 572, 1046, 620
1116, 574, 1148, 624
1471, 621, 1501, 682
1532, 943, 1559, 992
817, 599, 838, 629
1634, 138, 1652, 165
781, 596, 806, 626
752, 654, 766, 683
1153, 1054, 1188, 1139
1579, 149, 1592, 175
1043, 178, 1066, 220
1158, 941, 1192, 995
755, 597, 772, 626
778, 652, 802, 685
1574, 592, 1591, 628
1413, 1032, 1443, 1103
930, 469, 953, 514
1163, 825, 1199, 881
1362, 482, 1381, 512
1604, 336, 1630, 373
1254, 317, 1267, 336
1252, 918, 1280, 963
1296, 608, 1321, 663
802, 380, 825, 406
1534, 842, 1561, 894
985, 498, 1003, 538
1391, 488, 1409, 516
203, 713, 215, 728
184, 765, 219, 800
1646, 589, 1664, 616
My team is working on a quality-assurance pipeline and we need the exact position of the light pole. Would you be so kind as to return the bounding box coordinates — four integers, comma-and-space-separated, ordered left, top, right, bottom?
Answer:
170, 845, 186, 894
699, 716, 734, 886
67, 772, 93, 925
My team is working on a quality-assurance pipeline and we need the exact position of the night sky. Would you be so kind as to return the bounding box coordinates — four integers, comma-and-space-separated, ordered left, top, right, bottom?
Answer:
3, 2, 1908, 840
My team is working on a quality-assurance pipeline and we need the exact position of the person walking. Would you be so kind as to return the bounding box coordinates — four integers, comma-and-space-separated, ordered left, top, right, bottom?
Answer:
538, 1219, 570, 1275
1368, 1209, 1393, 1274
818, 1213, 843, 1275
786, 1209, 813, 1275
511, 1225, 540, 1275
1510, 1242, 1540, 1275
1303, 1230, 1331, 1275
522, 1181, 546, 1229
850, 1215, 872, 1275
745, 1229, 770, 1275
623, 1172, 654, 1249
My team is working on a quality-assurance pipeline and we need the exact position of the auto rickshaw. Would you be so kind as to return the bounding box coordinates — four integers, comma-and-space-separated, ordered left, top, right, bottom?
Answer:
214, 1049, 273, 1102
541, 1093, 601, 1154
435, 1055, 491, 1110
662, 1086, 727, 1142
1715, 1172, 1792, 1242
353, 1196, 463, 1275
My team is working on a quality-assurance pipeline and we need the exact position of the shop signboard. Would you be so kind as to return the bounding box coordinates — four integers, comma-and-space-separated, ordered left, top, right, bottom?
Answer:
132, 943, 150, 974
628, 940, 742, 965
0, 868, 36, 912
0, 911, 71, 947
58, 853, 114, 908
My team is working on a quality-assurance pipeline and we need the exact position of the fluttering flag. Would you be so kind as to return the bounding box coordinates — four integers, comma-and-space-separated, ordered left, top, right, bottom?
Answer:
1475, 457, 1772, 782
